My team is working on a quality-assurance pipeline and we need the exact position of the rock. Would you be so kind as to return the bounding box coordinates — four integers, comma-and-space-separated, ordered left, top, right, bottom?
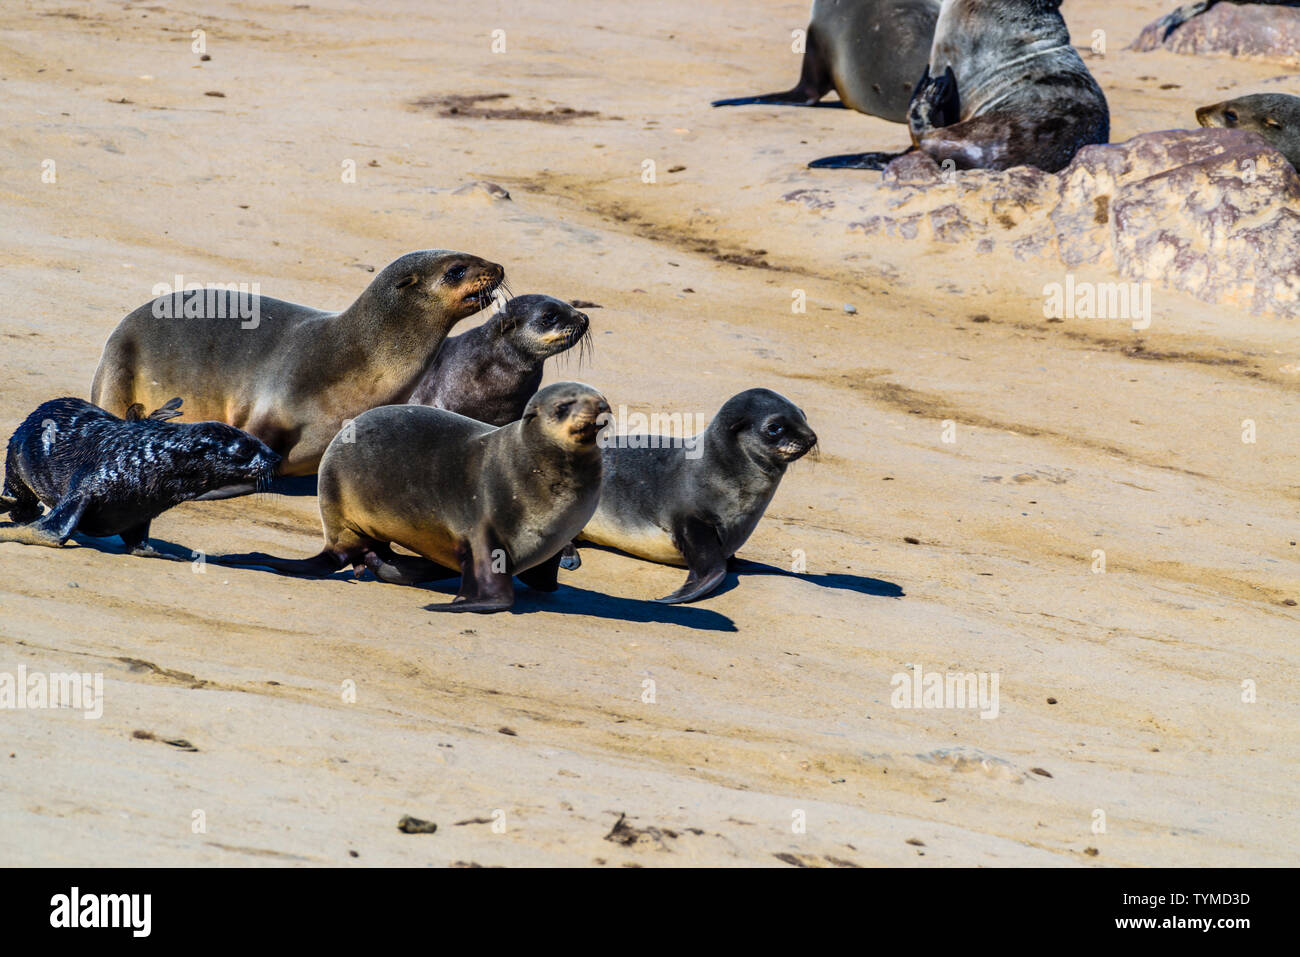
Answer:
1132, 4, 1300, 65
832, 129, 1300, 317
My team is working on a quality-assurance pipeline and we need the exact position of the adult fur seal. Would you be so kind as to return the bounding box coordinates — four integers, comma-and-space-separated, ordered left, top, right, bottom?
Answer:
408, 294, 591, 426
1197, 93, 1300, 169
810, 0, 1109, 172
90, 249, 504, 478
0, 397, 278, 557
577, 389, 818, 604
1141, 1, 1300, 45
712, 0, 941, 123
218, 382, 609, 614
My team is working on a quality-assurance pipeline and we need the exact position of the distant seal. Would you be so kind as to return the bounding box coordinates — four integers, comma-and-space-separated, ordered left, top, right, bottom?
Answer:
810, 0, 1110, 172
577, 389, 818, 604
218, 382, 609, 614
1138, 1, 1300, 45
0, 397, 278, 557
1197, 93, 1300, 168
90, 249, 505, 478
712, 0, 941, 122
408, 294, 591, 426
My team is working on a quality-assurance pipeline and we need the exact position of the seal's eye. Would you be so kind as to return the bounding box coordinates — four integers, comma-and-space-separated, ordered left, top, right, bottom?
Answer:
1224, 109, 1238, 125
444, 265, 468, 284
538, 313, 558, 328
556, 401, 575, 418
763, 421, 786, 439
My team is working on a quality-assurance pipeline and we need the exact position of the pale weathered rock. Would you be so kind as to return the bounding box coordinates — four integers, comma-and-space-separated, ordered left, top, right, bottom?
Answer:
1132, 3, 1300, 65
824, 129, 1300, 317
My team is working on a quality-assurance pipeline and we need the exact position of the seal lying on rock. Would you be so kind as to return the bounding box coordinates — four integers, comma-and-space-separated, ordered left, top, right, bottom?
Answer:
408, 294, 591, 426
217, 383, 609, 614
0, 397, 278, 557
576, 389, 818, 604
810, 0, 1109, 173
1197, 93, 1300, 168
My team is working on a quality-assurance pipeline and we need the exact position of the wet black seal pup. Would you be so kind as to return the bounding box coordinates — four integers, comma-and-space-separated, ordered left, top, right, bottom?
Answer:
0, 397, 279, 557
217, 382, 609, 613
408, 294, 591, 426
576, 389, 818, 604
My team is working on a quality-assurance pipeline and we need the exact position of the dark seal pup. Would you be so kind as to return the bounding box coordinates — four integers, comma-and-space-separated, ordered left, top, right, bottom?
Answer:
407, 294, 591, 426
218, 382, 609, 614
0, 397, 278, 557
712, 0, 941, 123
1138, 0, 1300, 45
577, 389, 818, 604
1197, 93, 1300, 169
90, 249, 505, 477
810, 0, 1110, 172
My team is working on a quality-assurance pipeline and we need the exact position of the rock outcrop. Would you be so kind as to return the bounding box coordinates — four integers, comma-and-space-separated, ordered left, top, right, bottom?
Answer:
1132, 3, 1300, 65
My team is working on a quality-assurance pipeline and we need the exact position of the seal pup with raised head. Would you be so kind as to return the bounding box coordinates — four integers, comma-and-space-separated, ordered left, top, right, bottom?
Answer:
91, 249, 505, 478
0, 397, 278, 557
577, 389, 818, 604
810, 0, 1109, 172
218, 382, 609, 614
408, 294, 591, 426
712, 0, 941, 122
1197, 93, 1300, 168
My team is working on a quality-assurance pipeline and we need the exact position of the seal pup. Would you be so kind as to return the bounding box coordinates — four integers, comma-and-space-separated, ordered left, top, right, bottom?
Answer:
90, 249, 505, 478
0, 397, 278, 557
218, 382, 609, 614
408, 294, 591, 426
577, 389, 818, 604
1197, 93, 1300, 168
712, 0, 941, 123
810, 0, 1110, 172
1139, 1, 1300, 45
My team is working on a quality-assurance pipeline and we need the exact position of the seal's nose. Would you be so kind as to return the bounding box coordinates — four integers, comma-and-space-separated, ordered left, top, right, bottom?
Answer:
1195, 105, 1214, 127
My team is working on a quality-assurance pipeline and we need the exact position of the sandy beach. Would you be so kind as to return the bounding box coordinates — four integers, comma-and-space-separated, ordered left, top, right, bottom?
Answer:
1, 0, 1297, 867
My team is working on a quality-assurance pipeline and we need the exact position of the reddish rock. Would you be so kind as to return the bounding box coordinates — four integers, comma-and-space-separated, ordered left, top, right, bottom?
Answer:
1132, 4, 1300, 65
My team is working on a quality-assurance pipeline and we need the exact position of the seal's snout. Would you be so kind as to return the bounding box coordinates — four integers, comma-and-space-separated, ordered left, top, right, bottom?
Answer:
566, 392, 611, 445
1196, 103, 1235, 128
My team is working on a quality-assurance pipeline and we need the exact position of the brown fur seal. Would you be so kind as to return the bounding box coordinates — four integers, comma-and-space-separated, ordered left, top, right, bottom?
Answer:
712, 0, 941, 123
407, 294, 591, 426
90, 250, 504, 478
217, 382, 609, 614
810, 0, 1109, 172
1, 397, 277, 557
1140, 1, 1300, 45
576, 389, 818, 604
1197, 93, 1300, 168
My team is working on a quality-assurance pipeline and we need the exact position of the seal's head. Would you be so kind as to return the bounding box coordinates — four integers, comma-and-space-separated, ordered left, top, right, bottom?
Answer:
373, 249, 506, 322
712, 388, 818, 472
523, 381, 610, 451
496, 294, 592, 362
1196, 94, 1300, 166
174, 421, 282, 494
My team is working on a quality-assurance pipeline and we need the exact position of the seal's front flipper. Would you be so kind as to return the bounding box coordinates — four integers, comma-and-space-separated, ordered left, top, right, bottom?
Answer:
808, 150, 910, 170
214, 549, 346, 577
909, 64, 961, 137
518, 551, 561, 593
0, 494, 87, 548
558, 542, 581, 571
656, 518, 728, 604
426, 533, 514, 613
713, 31, 833, 108
119, 520, 184, 561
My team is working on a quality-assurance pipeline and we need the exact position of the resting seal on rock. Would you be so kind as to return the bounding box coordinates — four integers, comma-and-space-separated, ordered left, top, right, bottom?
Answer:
1197, 93, 1300, 168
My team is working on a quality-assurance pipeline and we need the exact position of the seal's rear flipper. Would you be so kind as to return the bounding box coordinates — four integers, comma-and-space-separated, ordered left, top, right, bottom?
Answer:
808, 150, 910, 170
713, 28, 834, 109
214, 549, 346, 577
656, 565, 727, 604
655, 517, 728, 604
362, 549, 455, 585
712, 94, 844, 109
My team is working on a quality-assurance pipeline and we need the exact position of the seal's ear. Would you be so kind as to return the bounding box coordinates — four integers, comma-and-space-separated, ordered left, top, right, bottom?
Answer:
148, 397, 184, 421
395, 273, 420, 290
125, 403, 147, 421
